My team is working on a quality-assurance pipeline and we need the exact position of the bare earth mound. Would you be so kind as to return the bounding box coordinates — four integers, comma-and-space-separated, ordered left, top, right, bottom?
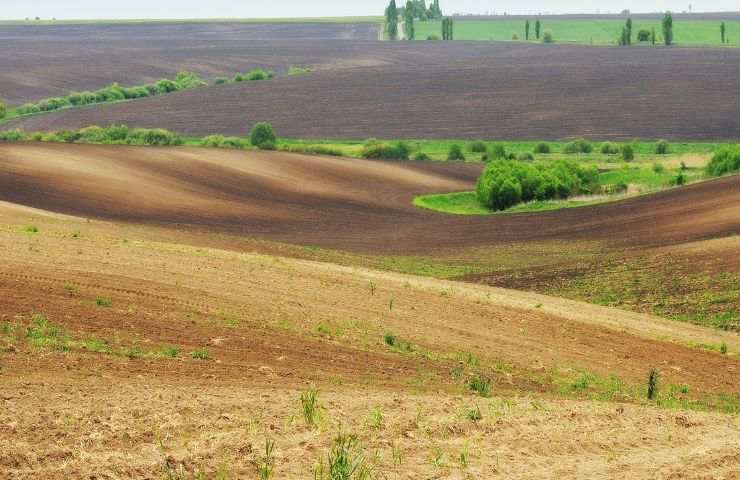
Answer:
1, 143, 739, 254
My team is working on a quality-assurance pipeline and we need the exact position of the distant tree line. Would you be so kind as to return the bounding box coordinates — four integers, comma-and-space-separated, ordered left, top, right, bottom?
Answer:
386, 0, 442, 40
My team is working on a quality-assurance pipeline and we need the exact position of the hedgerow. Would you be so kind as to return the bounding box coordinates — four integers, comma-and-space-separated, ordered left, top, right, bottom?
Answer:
14, 71, 207, 117
0, 125, 182, 146
361, 141, 410, 160
476, 159, 599, 211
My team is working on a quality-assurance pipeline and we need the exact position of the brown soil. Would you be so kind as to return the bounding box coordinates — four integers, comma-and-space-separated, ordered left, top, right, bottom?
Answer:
1, 143, 739, 255
1, 200, 739, 478
7, 40, 740, 140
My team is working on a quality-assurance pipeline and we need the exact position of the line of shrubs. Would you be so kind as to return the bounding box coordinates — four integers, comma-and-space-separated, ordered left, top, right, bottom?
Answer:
14, 71, 207, 116
476, 159, 600, 211
0, 125, 184, 146
214, 68, 274, 85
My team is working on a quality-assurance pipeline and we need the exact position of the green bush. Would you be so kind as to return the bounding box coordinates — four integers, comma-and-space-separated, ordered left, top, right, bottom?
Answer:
413, 151, 430, 161
257, 141, 276, 151
202, 135, 226, 147
155, 79, 180, 93
706, 145, 740, 176
214, 77, 229, 85
447, 144, 465, 161
600, 142, 620, 155
361, 142, 410, 160
128, 128, 183, 146
427, 34, 440, 40
517, 152, 534, 161
250, 122, 277, 147
0, 129, 26, 142
489, 144, 507, 160
622, 144, 635, 161
469, 140, 487, 153
542, 29, 554, 43
174, 71, 206, 89
652, 162, 665, 173
655, 139, 670, 155
533, 142, 551, 154
235, 68, 274, 82
0, 101, 7, 119
476, 159, 599, 211
563, 138, 593, 154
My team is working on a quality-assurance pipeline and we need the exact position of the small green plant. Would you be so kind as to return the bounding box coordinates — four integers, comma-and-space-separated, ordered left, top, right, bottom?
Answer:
24, 225, 39, 233
600, 142, 620, 155
533, 142, 551, 154
468, 140, 487, 153
161, 346, 180, 358
301, 386, 320, 427
314, 432, 373, 480
257, 438, 275, 480
383, 333, 396, 347
124, 345, 146, 359
26, 313, 70, 351
468, 376, 492, 397
369, 282, 376, 296
288, 65, 313, 76
447, 144, 465, 161
191, 348, 210, 360
368, 407, 384, 430
652, 162, 665, 173
720, 342, 729, 355
95, 296, 112, 307
467, 405, 483, 422
647, 369, 659, 400
655, 139, 670, 154
621, 144, 635, 161
542, 29, 554, 43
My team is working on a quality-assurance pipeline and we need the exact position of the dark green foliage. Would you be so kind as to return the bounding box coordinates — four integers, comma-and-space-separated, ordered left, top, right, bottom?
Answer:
637, 29, 651, 42
674, 172, 686, 185
535, 19, 541, 40
655, 139, 670, 155
447, 144, 465, 161
662, 12, 674, 45
174, 71, 207, 89
542, 29, 554, 43
0, 101, 6, 119
721, 22, 726, 44
413, 151, 430, 161
0, 124, 181, 146
525, 20, 530, 40
386, 0, 399, 40
234, 69, 274, 82
706, 145, 740, 176
533, 142, 551, 154
621, 144, 635, 161
625, 18, 633, 45
214, 77, 229, 85
488, 144, 507, 161
442, 17, 454, 40
469, 140, 487, 153
282, 144, 343, 156
647, 369, 659, 400
361, 142, 410, 160
404, 1, 415, 40
250, 122, 277, 147
600, 142, 620, 155
652, 27, 657, 45
563, 138, 593, 154
476, 159, 599, 211
128, 128, 183, 146
517, 152, 534, 161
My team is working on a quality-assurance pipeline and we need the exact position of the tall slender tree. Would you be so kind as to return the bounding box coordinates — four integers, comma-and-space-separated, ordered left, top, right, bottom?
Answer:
721, 22, 726, 44
625, 17, 633, 45
662, 12, 673, 45
386, 0, 399, 40
404, 1, 415, 40
651, 26, 656, 45
525, 20, 530, 40
535, 20, 541, 40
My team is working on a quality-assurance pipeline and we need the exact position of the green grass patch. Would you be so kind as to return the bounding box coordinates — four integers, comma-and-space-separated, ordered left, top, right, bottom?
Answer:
414, 18, 740, 46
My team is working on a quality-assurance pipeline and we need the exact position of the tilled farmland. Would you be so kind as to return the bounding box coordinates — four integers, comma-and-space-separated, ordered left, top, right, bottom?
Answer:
2, 143, 739, 254
6, 35, 740, 140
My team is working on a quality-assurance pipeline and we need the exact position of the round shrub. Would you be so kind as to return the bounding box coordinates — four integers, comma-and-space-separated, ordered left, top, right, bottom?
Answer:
622, 144, 635, 161
214, 77, 229, 85
533, 142, 551, 154
652, 162, 665, 173
655, 139, 670, 155
542, 29, 554, 43
469, 141, 487, 153
156, 79, 180, 93
202, 135, 226, 148
361, 142, 410, 160
512, 33, 519, 41
448, 144, 465, 161
563, 138, 593, 154
413, 152, 430, 161
250, 122, 277, 147
427, 34, 440, 40
600, 142, 620, 155
490, 144, 507, 160
706, 145, 740, 177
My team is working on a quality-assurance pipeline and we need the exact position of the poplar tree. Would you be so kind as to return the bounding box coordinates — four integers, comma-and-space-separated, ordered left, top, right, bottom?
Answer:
525, 20, 530, 40
404, 1, 415, 40
386, 0, 399, 40
721, 22, 726, 44
535, 20, 541, 40
625, 17, 632, 45
662, 12, 673, 45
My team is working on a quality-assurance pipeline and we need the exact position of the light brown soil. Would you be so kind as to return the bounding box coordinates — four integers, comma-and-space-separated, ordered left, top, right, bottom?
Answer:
1, 200, 739, 478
